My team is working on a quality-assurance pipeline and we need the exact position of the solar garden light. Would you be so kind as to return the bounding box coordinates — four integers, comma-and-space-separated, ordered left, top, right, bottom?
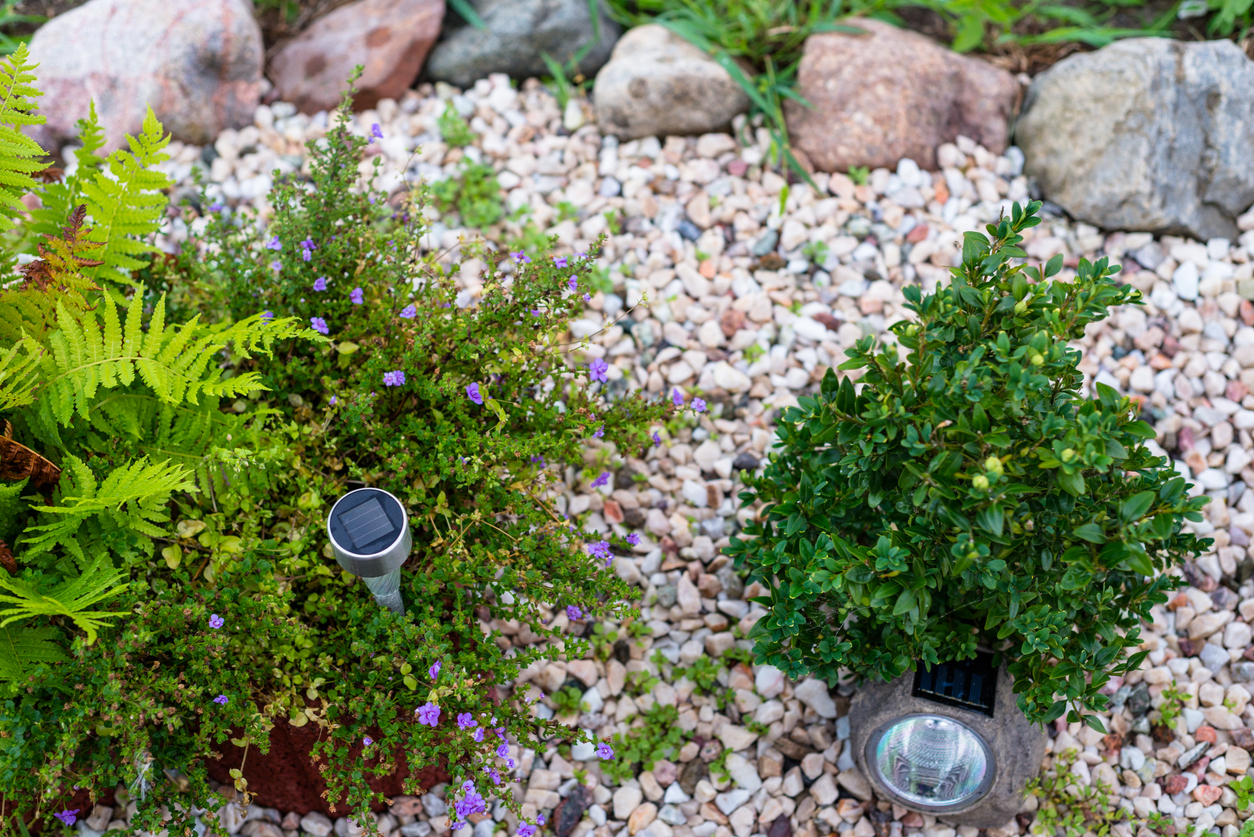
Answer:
326, 488, 412, 615
848, 652, 1047, 829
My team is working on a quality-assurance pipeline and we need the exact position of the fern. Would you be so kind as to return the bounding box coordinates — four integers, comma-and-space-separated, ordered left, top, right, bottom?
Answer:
24, 102, 108, 248
80, 106, 172, 285
0, 43, 47, 239
0, 549, 131, 645
17, 453, 194, 564
0, 335, 40, 412
0, 624, 69, 687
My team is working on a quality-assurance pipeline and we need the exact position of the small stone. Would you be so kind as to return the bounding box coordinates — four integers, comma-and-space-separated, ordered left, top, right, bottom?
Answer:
725, 752, 762, 791
676, 573, 701, 615
836, 769, 873, 802
1231, 727, 1254, 749
1235, 662, 1254, 683
1179, 740, 1209, 768
1225, 745, 1250, 773
1193, 784, 1223, 806
717, 724, 759, 752
628, 803, 657, 834
614, 787, 644, 821
1190, 610, 1234, 640
755, 665, 786, 698
714, 789, 752, 816
1162, 774, 1189, 795
554, 786, 594, 837
809, 773, 838, 807
1200, 642, 1231, 674
1195, 725, 1217, 744
794, 679, 838, 718
1203, 705, 1244, 729
301, 813, 334, 837
802, 752, 826, 779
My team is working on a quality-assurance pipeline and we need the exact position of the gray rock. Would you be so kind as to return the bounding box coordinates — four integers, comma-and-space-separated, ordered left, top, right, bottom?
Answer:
655, 584, 678, 608
1178, 739, 1209, 769
1232, 661, 1254, 683
752, 230, 779, 256
300, 812, 334, 837
26, 0, 262, 152
1014, 37, 1254, 241
1199, 641, 1230, 674
716, 565, 744, 600
425, 0, 620, 91
593, 24, 751, 140
1127, 682, 1151, 717
732, 453, 760, 471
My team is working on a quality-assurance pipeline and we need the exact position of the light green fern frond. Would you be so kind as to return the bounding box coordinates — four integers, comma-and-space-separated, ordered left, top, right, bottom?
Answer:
0, 550, 131, 645
0, 624, 69, 685
17, 453, 194, 562
30, 287, 311, 447
81, 106, 172, 284
0, 334, 40, 411
0, 477, 28, 545
0, 42, 47, 234
24, 102, 107, 248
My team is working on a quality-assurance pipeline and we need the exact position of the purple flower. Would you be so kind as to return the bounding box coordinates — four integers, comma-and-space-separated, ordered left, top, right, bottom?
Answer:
653, 430, 662, 446
693, 397, 707, 413
368, 123, 384, 144
53, 811, 79, 826
496, 742, 510, 759
467, 383, 483, 405
311, 317, 329, 335
329, 395, 338, 406
518, 825, 537, 837
302, 249, 312, 262
507, 758, 516, 768
586, 540, 612, 564
568, 276, 578, 291
260, 311, 274, 325
416, 702, 441, 726
350, 287, 364, 305
510, 250, 530, 264
593, 424, 604, 438
313, 277, 327, 291
457, 712, 477, 730
589, 358, 609, 383
383, 370, 406, 386
553, 255, 568, 268
400, 305, 417, 319
538, 815, 546, 827
208, 202, 225, 212
583, 293, 591, 302
265, 236, 282, 251
567, 605, 583, 620
301, 238, 316, 251
531, 308, 541, 317
214, 694, 228, 705
271, 260, 282, 271
597, 742, 614, 759
591, 471, 610, 489
363, 736, 373, 746
626, 533, 640, 546
209, 614, 224, 629
430, 660, 441, 681
487, 768, 501, 785
672, 388, 685, 407
473, 727, 485, 742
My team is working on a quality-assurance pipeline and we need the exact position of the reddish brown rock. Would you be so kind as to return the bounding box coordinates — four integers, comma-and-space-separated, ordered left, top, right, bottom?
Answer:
1195, 725, 1217, 744
720, 307, 746, 338
26, 0, 262, 152
1193, 784, 1223, 806
783, 17, 1018, 173
1161, 774, 1189, 795
270, 0, 444, 115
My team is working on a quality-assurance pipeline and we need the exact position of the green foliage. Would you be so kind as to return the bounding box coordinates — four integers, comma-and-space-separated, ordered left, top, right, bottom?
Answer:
429, 158, 505, 229
0, 44, 46, 241
1157, 681, 1186, 729
23, 101, 107, 246
1026, 748, 1120, 836
538, 0, 603, 112
1231, 774, 1254, 811
551, 684, 587, 715
1144, 811, 1198, 837
728, 200, 1213, 730
600, 704, 689, 784
437, 102, 477, 149
846, 165, 869, 186
1240, 816, 1254, 837
801, 240, 829, 265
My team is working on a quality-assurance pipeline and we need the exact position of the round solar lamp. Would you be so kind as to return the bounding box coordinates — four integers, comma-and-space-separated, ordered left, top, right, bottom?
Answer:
326, 488, 412, 614
849, 658, 1047, 828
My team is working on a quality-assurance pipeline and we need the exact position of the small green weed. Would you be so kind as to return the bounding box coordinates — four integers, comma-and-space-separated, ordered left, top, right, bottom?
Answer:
428, 159, 504, 228
590, 622, 620, 662
437, 102, 477, 149
1026, 748, 1121, 837
603, 209, 623, 235
802, 240, 829, 264
625, 668, 661, 696
708, 749, 730, 783
504, 205, 553, 254
1231, 775, 1254, 811
1145, 811, 1198, 837
587, 265, 616, 295
556, 201, 582, 223
600, 704, 690, 783
847, 165, 869, 186
1158, 682, 1186, 730
552, 684, 586, 715
743, 343, 765, 363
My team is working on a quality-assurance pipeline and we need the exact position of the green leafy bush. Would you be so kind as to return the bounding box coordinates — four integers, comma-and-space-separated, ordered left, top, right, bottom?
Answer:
728, 200, 1213, 731
437, 102, 477, 149
429, 157, 506, 229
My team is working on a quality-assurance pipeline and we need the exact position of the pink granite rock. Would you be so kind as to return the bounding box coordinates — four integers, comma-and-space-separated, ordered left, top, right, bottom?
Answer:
269, 0, 444, 115
783, 17, 1018, 172
27, 0, 262, 153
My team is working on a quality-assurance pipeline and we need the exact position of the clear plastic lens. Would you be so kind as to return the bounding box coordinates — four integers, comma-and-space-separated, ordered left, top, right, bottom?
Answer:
873, 716, 990, 808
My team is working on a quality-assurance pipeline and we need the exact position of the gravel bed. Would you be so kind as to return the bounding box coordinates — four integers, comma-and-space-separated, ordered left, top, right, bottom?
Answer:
76, 73, 1254, 837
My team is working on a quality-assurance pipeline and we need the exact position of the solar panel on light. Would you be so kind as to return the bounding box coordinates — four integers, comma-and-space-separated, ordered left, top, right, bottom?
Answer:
338, 498, 396, 550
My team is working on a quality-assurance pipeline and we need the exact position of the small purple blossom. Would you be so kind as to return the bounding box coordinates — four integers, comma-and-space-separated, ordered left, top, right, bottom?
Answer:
430, 660, 441, 681
496, 742, 510, 759
589, 358, 609, 383
329, 395, 338, 406
594, 424, 604, 438
363, 737, 373, 746
367, 123, 384, 144
510, 250, 530, 264
400, 305, 417, 318
457, 712, 477, 730
567, 605, 583, 620
568, 275, 578, 291
531, 308, 541, 317
53, 811, 79, 826
672, 388, 685, 407
693, 397, 707, 413
466, 383, 483, 405
538, 815, 546, 827
591, 471, 610, 489
587, 540, 612, 565
487, 768, 501, 785
597, 742, 614, 759
311, 317, 329, 335
302, 249, 312, 262
473, 727, 485, 742
416, 702, 441, 726
260, 310, 274, 325
271, 260, 282, 271
208, 202, 225, 212
626, 532, 641, 546
583, 293, 591, 302
653, 430, 662, 446
383, 370, 406, 386
350, 287, 364, 304
214, 694, 228, 705
313, 277, 327, 291
265, 236, 281, 251
518, 825, 537, 837
208, 614, 224, 629
301, 238, 315, 251
553, 255, 568, 268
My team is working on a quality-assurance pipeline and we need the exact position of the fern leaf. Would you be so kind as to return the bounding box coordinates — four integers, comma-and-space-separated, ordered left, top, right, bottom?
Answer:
0, 43, 47, 234
0, 624, 69, 683
0, 335, 41, 412
0, 551, 130, 646
25, 103, 108, 251
82, 107, 172, 284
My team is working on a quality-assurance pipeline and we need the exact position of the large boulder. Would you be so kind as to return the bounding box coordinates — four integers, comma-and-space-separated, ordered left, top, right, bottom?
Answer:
1014, 37, 1254, 242
269, 0, 444, 115
424, 0, 619, 91
783, 18, 1018, 173
593, 24, 752, 141
27, 0, 262, 153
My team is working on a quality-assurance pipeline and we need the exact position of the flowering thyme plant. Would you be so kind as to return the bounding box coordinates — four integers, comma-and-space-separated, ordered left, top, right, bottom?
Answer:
0, 69, 678, 837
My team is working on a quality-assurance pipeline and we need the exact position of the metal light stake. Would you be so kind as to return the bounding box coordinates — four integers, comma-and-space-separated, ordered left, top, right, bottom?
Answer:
326, 488, 412, 614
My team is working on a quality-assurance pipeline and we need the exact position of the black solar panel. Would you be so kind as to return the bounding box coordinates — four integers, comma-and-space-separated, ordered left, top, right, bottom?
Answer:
338, 497, 396, 550
911, 651, 997, 717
